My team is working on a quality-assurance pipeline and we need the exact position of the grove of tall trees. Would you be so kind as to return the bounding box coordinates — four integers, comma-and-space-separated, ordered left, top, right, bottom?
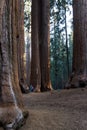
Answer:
1, 0, 87, 129
50, 0, 73, 89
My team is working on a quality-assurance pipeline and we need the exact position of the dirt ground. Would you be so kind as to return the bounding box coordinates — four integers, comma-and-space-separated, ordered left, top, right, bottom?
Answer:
20, 88, 87, 130
1, 88, 87, 130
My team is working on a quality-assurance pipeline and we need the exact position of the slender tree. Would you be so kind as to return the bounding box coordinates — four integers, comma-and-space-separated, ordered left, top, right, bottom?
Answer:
24, 0, 31, 86
50, 0, 73, 89
64, 5, 70, 77
26, 35, 31, 86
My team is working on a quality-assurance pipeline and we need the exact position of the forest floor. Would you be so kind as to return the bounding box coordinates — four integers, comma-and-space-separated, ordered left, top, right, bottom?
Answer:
19, 88, 87, 130
1, 88, 87, 130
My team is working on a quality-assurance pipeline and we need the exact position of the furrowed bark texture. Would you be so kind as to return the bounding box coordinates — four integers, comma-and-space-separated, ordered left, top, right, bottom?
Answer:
67, 0, 87, 88
40, 0, 52, 91
17, 0, 29, 93
30, 0, 52, 91
30, 0, 41, 92
17, 0, 26, 81
0, 0, 27, 129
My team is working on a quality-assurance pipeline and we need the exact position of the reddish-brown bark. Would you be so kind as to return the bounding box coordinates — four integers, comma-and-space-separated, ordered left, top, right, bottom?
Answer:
0, 0, 28, 129
67, 0, 87, 88
39, 0, 52, 91
30, 0, 41, 92
30, 0, 52, 91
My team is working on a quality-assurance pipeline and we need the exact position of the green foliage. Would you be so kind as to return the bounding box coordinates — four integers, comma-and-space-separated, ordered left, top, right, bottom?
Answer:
50, 0, 73, 89
24, 0, 73, 89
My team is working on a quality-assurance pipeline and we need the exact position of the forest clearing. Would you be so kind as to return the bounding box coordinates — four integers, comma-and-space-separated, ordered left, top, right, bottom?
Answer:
19, 88, 87, 130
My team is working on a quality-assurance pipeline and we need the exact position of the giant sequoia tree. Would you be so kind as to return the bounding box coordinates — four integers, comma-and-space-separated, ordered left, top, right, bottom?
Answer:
30, 0, 41, 92
0, 0, 27, 129
39, 0, 52, 91
30, 0, 52, 92
68, 0, 87, 88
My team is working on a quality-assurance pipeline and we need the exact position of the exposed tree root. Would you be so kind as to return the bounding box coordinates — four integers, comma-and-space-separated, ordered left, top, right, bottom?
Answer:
65, 73, 87, 89
0, 106, 28, 130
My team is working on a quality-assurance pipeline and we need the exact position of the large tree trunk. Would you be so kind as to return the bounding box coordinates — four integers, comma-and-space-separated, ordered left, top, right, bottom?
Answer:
67, 0, 87, 88
17, 0, 29, 93
0, 0, 27, 129
39, 0, 52, 91
30, 0, 41, 92
30, 0, 52, 92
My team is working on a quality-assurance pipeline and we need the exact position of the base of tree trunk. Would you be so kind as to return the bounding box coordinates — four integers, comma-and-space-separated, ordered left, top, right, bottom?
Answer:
65, 73, 87, 89
41, 85, 52, 92
41, 87, 51, 92
34, 87, 41, 92
41, 81, 53, 92
0, 106, 28, 130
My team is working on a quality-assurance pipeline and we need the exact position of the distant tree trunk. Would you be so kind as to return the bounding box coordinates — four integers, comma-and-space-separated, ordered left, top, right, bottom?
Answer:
30, 0, 41, 92
30, 0, 52, 92
65, 7, 69, 78
67, 0, 87, 88
0, 0, 27, 129
16, 0, 29, 93
39, 0, 52, 91
26, 35, 31, 86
